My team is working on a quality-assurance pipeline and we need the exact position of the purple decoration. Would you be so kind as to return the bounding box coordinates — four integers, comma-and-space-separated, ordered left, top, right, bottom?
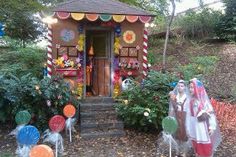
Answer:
60, 29, 75, 42
113, 57, 119, 70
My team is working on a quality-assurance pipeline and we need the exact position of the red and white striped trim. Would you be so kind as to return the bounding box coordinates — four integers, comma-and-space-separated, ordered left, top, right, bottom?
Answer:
142, 28, 148, 78
47, 25, 53, 78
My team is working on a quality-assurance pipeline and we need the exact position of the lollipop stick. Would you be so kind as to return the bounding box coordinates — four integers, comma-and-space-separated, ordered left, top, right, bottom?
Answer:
56, 140, 58, 157
169, 137, 172, 157
69, 124, 72, 142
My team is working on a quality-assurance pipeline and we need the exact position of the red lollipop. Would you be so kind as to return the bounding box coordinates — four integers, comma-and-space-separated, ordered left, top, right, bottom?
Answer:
49, 115, 65, 132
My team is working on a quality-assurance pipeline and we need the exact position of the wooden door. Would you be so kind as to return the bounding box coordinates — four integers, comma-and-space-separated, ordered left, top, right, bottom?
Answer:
87, 30, 111, 97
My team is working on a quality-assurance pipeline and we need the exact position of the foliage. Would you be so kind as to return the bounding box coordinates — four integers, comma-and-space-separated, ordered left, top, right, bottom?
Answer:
0, 0, 44, 46
0, 73, 78, 130
175, 55, 219, 80
115, 71, 178, 132
0, 47, 45, 78
216, 0, 236, 41
174, 8, 222, 39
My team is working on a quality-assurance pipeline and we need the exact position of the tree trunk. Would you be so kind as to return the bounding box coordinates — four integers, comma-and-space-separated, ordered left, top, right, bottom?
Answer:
162, 0, 176, 72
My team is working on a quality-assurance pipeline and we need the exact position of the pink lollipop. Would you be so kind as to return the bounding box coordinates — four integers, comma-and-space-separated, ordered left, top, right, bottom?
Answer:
49, 115, 65, 132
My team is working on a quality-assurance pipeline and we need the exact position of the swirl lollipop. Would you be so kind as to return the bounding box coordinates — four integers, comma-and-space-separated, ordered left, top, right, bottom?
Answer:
16, 125, 40, 157
162, 116, 178, 157
63, 104, 76, 142
30, 144, 54, 157
44, 115, 65, 157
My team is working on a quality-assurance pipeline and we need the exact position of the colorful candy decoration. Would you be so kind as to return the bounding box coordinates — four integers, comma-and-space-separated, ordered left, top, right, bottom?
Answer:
29, 145, 54, 157
126, 15, 139, 23
63, 104, 76, 118
41, 10, 55, 17
16, 125, 40, 157
56, 12, 70, 20
49, 115, 65, 132
44, 115, 65, 157
17, 125, 40, 145
139, 16, 152, 23
100, 14, 112, 22
162, 116, 178, 157
71, 13, 85, 21
114, 37, 121, 56
115, 25, 121, 36
113, 15, 125, 23
63, 104, 76, 142
53, 53, 81, 69
0, 22, 5, 37
142, 28, 148, 78
86, 14, 99, 21
77, 82, 83, 99
47, 24, 53, 78
15, 110, 31, 125
60, 29, 75, 42
77, 34, 85, 52
123, 30, 136, 44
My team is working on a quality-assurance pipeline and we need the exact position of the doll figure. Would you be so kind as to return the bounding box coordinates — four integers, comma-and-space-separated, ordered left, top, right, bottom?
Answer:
169, 80, 189, 157
186, 78, 222, 157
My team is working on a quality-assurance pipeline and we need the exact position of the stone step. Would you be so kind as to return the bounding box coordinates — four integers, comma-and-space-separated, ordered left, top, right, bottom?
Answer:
81, 97, 114, 104
80, 111, 117, 120
81, 118, 121, 124
80, 103, 116, 111
80, 130, 125, 139
80, 121, 124, 130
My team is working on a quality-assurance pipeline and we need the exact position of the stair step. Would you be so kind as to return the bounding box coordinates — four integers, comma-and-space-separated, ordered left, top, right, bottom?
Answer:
81, 121, 124, 129
82, 97, 114, 103
80, 130, 125, 139
80, 103, 116, 111
80, 111, 117, 119
81, 118, 122, 124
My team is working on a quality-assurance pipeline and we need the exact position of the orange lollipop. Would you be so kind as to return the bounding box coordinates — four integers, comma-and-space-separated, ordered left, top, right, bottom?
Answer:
29, 145, 54, 157
63, 104, 76, 118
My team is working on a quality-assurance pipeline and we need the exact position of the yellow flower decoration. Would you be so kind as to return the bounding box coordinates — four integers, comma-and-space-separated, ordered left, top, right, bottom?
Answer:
123, 30, 136, 44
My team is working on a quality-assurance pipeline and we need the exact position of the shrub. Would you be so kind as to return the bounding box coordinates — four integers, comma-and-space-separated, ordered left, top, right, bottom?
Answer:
0, 73, 78, 130
175, 55, 219, 80
0, 47, 45, 78
115, 70, 178, 132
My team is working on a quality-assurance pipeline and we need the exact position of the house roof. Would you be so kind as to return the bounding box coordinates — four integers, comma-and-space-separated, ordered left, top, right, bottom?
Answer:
53, 0, 155, 16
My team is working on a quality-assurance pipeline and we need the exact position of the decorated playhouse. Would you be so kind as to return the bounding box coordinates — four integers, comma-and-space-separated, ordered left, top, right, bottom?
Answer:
44, 0, 154, 98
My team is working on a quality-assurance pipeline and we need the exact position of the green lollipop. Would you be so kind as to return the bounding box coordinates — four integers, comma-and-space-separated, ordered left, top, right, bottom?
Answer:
162, 116, 178, 134
15, 110, 31, 125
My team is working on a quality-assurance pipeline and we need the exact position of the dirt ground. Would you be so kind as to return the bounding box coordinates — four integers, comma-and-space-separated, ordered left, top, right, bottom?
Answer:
0, 125, 235, 157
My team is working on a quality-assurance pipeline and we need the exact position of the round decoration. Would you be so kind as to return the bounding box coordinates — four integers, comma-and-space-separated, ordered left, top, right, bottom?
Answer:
56, 12, 70, 20
17, 125, 40, 145
15, 110, 31, 125
123, 30, 136, 44
86, 14, 99, 21
63, 104, 76, 118
60, 29, 75, 42
162, 116, 178, 134
49, 115, 65, 132
126, 16, 139, 23
113, 15, 125, 23
29, 145, 54, 157
71, 13, 85, 21
41, 10, 55, 17
100, 14, 112, 22
139, 16, 152, 23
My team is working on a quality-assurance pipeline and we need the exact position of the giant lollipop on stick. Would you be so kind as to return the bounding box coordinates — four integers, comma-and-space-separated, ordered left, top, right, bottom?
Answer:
63, 104, 76, 142
162, 116, 178, 157
44, 115, 65, 157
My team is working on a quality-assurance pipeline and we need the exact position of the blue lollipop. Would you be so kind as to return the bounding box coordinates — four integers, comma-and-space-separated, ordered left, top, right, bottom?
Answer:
17, 125, 40, 145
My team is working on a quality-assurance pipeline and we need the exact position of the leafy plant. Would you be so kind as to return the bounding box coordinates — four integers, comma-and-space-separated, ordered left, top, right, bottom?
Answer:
175, 55, 219, 80
115, 70, 178, 132
0, 73, 78, 130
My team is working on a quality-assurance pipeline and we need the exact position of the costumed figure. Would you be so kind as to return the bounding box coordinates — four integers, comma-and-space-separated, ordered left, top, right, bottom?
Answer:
187, 78, 222, 157
169, 80, 190, 157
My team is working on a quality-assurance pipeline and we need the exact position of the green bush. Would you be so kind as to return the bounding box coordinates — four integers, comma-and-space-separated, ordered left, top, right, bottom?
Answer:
0, 73, 78, 130
175, 55, 219, 80
0, 47, 45, 78
115, 70, 177, 132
